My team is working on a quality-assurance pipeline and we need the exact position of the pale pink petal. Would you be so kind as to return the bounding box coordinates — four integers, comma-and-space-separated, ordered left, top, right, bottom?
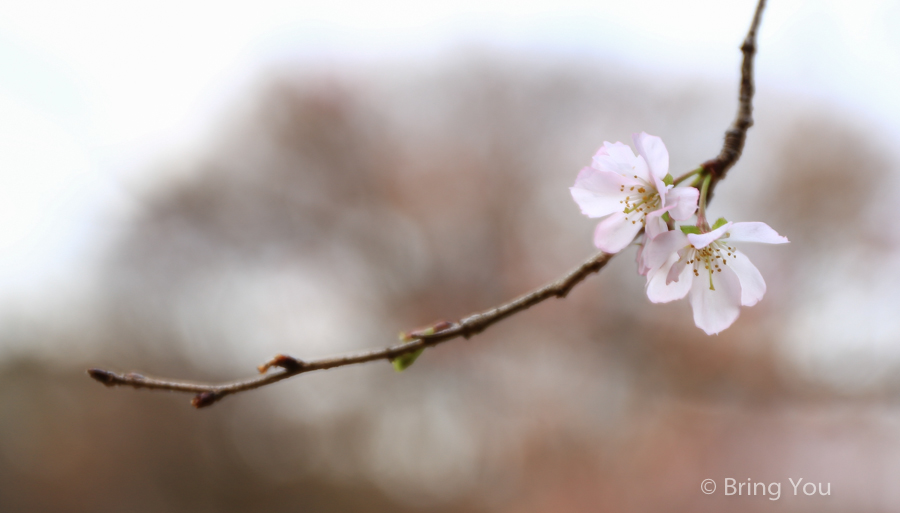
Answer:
636, 241, 648, 275
664, 187, 700, 220
632, 155, 652, 184
644, 208, 671, 239
632, 132, 669, 181
570, 167, 631, 218
594, 143, 651, 183
570, 188, 620, 219
687, 222, 732, 249
642, 230, 688, 272
592, 157, 650, 183
647, 254, 692, 303
593, 145, 610, 158
602, 141, 638, 166
653, 176, 668, 203
666, 248, 690, 284
574, 165, 629, 190
592, 155, 630, 176
689, 264, 742, 335
725, 222, 789, 245
727, 249, 766, 306
593, 211, 643, 253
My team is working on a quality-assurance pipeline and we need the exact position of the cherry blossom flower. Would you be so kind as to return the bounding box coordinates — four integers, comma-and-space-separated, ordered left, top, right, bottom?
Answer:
641, 220, 789, 334
570, 132, 699, 253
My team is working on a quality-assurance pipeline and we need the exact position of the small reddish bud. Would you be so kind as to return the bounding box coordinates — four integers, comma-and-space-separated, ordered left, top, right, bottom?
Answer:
402, 320, 454, 341
191, 392, 221, 409
257, 354, 304, 374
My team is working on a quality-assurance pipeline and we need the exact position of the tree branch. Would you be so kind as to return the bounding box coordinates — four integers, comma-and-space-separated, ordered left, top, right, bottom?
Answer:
702, 0, 766, 201
89, 251, 614, 408
88, 0, 768, 408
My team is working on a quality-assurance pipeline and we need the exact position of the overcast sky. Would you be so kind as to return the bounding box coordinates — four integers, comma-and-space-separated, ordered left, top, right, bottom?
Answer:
0, 0, 898, 309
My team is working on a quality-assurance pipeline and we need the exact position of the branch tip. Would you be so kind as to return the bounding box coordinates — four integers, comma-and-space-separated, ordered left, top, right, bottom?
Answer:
87, 368, 119, 387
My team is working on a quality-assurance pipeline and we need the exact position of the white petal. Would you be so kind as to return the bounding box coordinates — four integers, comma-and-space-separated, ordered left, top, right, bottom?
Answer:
601, 141, 638, 166
570, 167, 632, 218
725, 222, 789, 245
689, 264, 742, 335
632, 132, 669, 180
647, 254, 692, 303
574, 164, 631, 191
594, 141, 651, 183
644, 208, 671, 239
642, 230, 689, 272
636, 242, 648, 276
652, 175, 667, 202
664, 187, 700, 220
666, 249, 690, 284
632, 155, 652, 184
687, 222, 732, 249
727, 249, 766, 306
592, 155, 631, 176
593, 211, 643, 253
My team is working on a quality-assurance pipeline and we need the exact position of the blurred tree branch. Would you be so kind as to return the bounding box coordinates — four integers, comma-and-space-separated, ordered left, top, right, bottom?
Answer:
88, 0, 767, 408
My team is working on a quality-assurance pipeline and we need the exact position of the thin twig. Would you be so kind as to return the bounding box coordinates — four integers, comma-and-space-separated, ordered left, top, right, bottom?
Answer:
89, 252, 614, 408
702, 0, 766, 202
88, 0, 767, 408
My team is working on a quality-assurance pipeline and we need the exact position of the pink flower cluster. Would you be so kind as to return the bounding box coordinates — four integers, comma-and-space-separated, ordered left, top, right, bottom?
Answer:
570, 133, 788, 334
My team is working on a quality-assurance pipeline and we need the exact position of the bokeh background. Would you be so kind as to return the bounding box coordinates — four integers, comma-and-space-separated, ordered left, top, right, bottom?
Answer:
2, 0, 900, 511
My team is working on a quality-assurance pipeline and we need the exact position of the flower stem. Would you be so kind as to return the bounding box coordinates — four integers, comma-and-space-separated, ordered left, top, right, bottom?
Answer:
697, 173, 712, 231
673, 167, 703, 185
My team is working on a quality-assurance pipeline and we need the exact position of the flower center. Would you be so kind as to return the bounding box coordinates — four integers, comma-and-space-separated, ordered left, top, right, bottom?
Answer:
619, 177, 660, 225
687, 240, 735, 290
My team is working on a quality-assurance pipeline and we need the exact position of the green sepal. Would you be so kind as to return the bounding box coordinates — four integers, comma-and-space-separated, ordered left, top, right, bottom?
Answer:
663, 173, 674, 186
661, 211, 672, 224
679, 225, 702, 235
711, 217, 729, 230
391, 348, 425, 372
